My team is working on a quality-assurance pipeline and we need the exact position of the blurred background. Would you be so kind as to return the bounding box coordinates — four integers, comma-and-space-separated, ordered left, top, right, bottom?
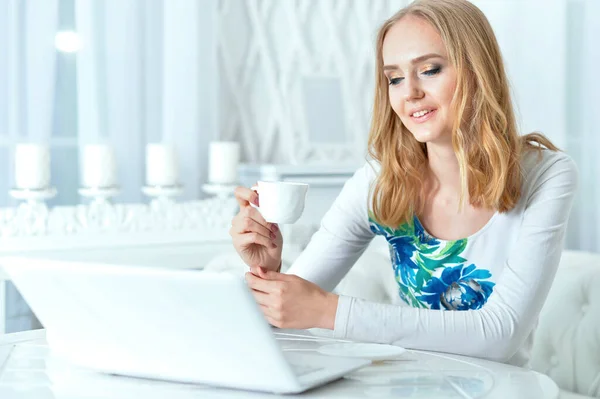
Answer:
0, 0, 598, 253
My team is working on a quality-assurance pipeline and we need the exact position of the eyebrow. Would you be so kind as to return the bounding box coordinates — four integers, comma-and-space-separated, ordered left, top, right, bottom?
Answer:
383, 53, 444, 71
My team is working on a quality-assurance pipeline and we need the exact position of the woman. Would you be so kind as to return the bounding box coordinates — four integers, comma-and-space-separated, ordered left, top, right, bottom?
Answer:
230, 0, 577, 366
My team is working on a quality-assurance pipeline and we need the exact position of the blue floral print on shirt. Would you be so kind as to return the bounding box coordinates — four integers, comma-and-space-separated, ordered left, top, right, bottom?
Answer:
369, 213, 495, 310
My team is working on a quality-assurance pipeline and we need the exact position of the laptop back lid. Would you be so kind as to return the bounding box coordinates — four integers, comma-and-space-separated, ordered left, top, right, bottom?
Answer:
0, 256, 300, 392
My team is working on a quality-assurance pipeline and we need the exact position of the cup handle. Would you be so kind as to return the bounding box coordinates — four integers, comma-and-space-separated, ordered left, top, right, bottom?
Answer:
250, 185, 259, 210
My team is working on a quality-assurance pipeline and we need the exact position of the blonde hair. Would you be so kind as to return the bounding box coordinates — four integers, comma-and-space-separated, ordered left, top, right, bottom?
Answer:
368, 0, 558, 228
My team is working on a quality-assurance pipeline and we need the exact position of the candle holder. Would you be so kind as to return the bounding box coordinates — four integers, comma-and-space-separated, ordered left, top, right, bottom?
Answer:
202, 183, 238, 199
9, 186, 57, 203
78, 186, 121, 204
142, 184, 183, 204
8, 187, 57, 235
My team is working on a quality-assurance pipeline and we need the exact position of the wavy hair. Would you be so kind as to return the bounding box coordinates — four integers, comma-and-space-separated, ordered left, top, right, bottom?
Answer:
368, 0, 558, 228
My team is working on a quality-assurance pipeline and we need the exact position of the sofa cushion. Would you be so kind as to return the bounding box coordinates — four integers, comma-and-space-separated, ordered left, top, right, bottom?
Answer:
530, 251, 600, 398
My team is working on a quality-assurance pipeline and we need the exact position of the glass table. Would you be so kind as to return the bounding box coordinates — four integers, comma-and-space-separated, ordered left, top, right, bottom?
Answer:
0, 329, 558, 399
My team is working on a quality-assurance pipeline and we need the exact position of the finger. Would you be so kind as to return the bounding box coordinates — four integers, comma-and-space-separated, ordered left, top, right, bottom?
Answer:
239, 231, 277, 250
245, 271, 274, 293
231, 215, 269, 238
234, 186, 259, 208
261, 306, 281, 322
264, 314, 281, 328
256, 303, 276, 322
269, 320, 281, 328
258, 268, 292, 281
257, 267, 268, 278
249, 266, 272, 279
250, 266, 266, 276
243, 206, 275, 232
258, 304, 281, 322
246, 271, 265, 292
257, 266, 276, 279
250, 290, 271, 306
231, 208, 275, 239
232, 215, 275, 240
245, 272, 281, 294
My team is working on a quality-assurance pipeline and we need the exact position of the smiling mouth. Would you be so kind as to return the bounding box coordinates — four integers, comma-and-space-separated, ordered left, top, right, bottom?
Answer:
411, 109, 433, 117
410, 108, 437, 123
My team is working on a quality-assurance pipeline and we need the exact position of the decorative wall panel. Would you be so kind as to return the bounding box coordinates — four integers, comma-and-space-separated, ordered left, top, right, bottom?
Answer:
217, 0, 407, 164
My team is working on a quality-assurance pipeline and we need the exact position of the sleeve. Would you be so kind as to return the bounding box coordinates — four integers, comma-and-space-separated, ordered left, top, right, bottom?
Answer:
286, 162, 377, 291
331, 152, 579, 363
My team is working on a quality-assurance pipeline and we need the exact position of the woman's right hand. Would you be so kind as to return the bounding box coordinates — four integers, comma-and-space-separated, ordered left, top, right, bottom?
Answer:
230, 186, 283, 272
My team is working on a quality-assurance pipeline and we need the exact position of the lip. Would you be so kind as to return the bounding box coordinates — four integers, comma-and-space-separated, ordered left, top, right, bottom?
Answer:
409, 108, 437, 124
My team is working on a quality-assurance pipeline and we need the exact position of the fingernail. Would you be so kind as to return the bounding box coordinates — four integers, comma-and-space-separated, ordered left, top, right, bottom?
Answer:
270, 232, 276, 239
271, 224, 279, 232
272, 242, 277, 248
253, 196, 259, 206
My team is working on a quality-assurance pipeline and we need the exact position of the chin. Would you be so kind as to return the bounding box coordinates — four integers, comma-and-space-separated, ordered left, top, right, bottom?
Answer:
409, 128, 444, 143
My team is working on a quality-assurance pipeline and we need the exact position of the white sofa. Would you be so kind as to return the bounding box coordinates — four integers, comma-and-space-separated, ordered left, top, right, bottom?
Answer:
207, 243, 600, 398
529, 250, 600, 398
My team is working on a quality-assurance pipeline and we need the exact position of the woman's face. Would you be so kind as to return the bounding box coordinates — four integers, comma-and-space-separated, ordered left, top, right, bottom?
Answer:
382, 16, 457, 144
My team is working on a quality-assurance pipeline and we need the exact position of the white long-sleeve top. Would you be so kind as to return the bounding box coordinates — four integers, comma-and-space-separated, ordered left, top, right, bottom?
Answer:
287, 149, 578, 366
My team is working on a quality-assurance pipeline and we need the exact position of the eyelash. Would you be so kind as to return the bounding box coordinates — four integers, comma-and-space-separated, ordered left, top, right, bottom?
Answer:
423, 67, 441, 76
388, 66, 442, 86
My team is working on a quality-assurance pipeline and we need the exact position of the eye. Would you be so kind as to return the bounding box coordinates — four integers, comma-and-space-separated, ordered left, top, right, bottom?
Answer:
388, 77, 404, 86
422, 67, 441, 76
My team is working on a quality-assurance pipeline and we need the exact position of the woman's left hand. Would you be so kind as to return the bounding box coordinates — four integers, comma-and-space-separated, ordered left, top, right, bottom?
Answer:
245, 267, 339, 330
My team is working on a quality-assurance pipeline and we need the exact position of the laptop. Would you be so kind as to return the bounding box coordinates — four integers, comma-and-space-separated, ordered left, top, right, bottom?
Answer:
0, 256, 370, 394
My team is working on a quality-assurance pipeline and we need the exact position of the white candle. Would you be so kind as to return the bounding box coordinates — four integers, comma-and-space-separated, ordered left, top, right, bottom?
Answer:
81, 144, 118, 188
14, 144, 51, 190
145, 143, 179, 186
208, 141, 240, 184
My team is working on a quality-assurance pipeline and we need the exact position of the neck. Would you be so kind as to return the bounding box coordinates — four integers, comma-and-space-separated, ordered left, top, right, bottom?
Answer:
425, 141, 462, 198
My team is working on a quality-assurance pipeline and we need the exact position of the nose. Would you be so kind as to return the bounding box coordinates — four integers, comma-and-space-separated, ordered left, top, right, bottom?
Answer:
403, 78, 424, 102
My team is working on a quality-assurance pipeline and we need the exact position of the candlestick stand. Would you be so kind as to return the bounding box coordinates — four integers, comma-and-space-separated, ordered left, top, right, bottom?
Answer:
8, 187, 57, 235
9, 187, 57, 203
78, 186, 121, 204
142, 184, 183, 209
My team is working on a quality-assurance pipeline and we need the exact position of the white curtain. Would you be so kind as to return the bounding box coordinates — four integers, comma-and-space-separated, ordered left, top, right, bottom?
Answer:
0, 0, 58, 201
0, 0, 59, 333
570, 0, 600, 252
74, 0, 218, 202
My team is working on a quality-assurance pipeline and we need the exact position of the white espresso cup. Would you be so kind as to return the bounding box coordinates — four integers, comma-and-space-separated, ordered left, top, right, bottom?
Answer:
251, 181, 309, 224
